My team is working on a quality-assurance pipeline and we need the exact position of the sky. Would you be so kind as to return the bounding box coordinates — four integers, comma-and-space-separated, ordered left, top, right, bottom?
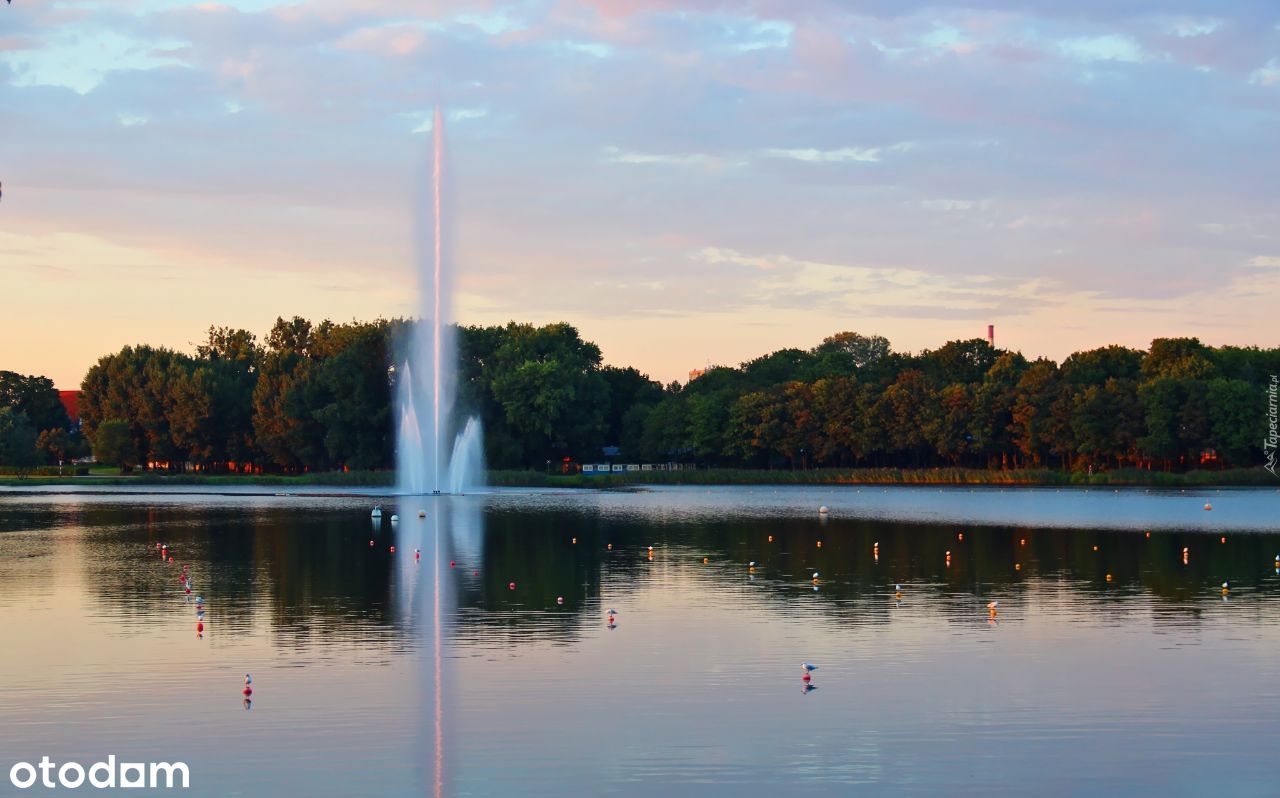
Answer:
1, 0, 1278, 388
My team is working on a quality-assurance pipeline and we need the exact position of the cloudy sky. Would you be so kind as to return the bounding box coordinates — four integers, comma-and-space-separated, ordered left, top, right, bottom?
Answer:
2, 0, 1278, 387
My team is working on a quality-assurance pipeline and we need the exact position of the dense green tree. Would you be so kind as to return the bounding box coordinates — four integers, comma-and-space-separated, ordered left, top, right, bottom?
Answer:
1011, 359, 1064, 466
926, 383, 975, 465
640, 393, 690, 462
815, 332, 891, 369
919, 339, 999, 385
1073, 378, 1143, 468
487, 322, 609, 462
0, 371, 71, 434
91, 419, 137, 473
601, 366, 663, 452
0, 408, 39, 470
1142, 338, 1217, 382
35, 427, 71, 464
1205, 379, 1258, 466
1061, 345, 1144, 385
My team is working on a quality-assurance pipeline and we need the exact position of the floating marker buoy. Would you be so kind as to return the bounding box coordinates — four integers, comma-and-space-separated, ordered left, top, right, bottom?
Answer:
571, 538, 577, 544
816, 541, 823, 548
607, 543, 612, 551
1145, 532, 1151, 538
389, 546, 395, 553
1093, 545, 1099, 552
197, 621, 204, 632
508, 582, 516, 590
818, 506, 829, 515
371, 507, 382, 518
1015, 563, 1021, 571
168, 557, 174, 563
1105, 573, 1112, 582
415, 549, 420, 560
390, 514, 399, 523
418, 510, 426, 518
556, 596, 564, 605
957, 533, 964, 541
369, 540, 374, 546
768, 535, 774, 543
473, 570, 479, 576
1020, 538, 1026, 546
449, 560, 455, 568
1204, 503, 1212, 511
1220, 536, 1226, 544
1221, 581, 1230, 594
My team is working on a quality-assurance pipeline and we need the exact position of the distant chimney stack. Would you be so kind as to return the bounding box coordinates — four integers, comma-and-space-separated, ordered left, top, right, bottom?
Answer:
987, 324, 995, 347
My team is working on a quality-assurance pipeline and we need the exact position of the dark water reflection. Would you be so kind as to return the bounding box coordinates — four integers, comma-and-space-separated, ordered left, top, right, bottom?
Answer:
1, 489, 1279, 796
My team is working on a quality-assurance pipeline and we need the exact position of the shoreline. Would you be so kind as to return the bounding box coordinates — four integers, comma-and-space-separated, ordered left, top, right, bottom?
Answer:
0, 466, 1273, 490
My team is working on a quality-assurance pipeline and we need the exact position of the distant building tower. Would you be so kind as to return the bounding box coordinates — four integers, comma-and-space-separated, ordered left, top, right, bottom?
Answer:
987, 324, 995, 347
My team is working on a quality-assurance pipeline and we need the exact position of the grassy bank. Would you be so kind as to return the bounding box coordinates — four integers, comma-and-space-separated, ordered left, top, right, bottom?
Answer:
3, 466, 1271, 489
491, 466, 1276, 488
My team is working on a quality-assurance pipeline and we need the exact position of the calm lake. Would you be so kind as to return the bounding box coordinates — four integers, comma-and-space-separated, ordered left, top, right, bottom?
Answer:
1, 485, 1278, 797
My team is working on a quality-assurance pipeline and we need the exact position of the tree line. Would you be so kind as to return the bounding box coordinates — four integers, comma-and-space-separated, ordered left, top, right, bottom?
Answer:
3, 319, 1275, 475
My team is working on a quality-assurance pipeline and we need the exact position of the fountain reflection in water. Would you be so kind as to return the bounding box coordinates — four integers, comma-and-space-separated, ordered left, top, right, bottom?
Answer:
396, 105, 484, 496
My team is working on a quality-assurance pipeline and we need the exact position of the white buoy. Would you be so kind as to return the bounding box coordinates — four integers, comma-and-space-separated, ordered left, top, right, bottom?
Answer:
390, 514, 400, 523
818, 506, 830, 515
371, 506, 382, 518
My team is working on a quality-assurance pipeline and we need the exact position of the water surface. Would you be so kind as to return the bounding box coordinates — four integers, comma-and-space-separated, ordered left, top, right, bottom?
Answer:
1, 486, 1278, 796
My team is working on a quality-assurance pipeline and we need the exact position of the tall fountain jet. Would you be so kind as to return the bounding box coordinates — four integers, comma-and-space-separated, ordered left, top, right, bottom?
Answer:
397, 107, 486, 495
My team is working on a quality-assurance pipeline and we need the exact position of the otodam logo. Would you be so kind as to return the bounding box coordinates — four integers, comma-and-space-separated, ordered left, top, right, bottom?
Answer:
9, 756, 189, 790
1266, 375, 1278, 478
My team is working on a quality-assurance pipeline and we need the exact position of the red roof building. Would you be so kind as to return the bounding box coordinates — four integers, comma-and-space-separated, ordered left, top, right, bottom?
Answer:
58, 390, 81, 424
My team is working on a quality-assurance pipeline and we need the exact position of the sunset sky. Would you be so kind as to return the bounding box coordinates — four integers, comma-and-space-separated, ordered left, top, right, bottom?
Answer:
2, 0, 1278, 388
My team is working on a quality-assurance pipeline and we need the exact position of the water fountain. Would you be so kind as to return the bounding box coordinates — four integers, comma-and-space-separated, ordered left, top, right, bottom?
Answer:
396, 107, 485, 495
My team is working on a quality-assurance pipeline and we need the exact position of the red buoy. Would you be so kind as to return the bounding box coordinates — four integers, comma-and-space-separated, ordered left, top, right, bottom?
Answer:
197, 622, 204, 632
450, 561, 456, 568
243, 687, 252, 696
390, 546, 396, 553
508, 582, 516, 590
168, 557, 175, 563
369, 540, 374, 546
